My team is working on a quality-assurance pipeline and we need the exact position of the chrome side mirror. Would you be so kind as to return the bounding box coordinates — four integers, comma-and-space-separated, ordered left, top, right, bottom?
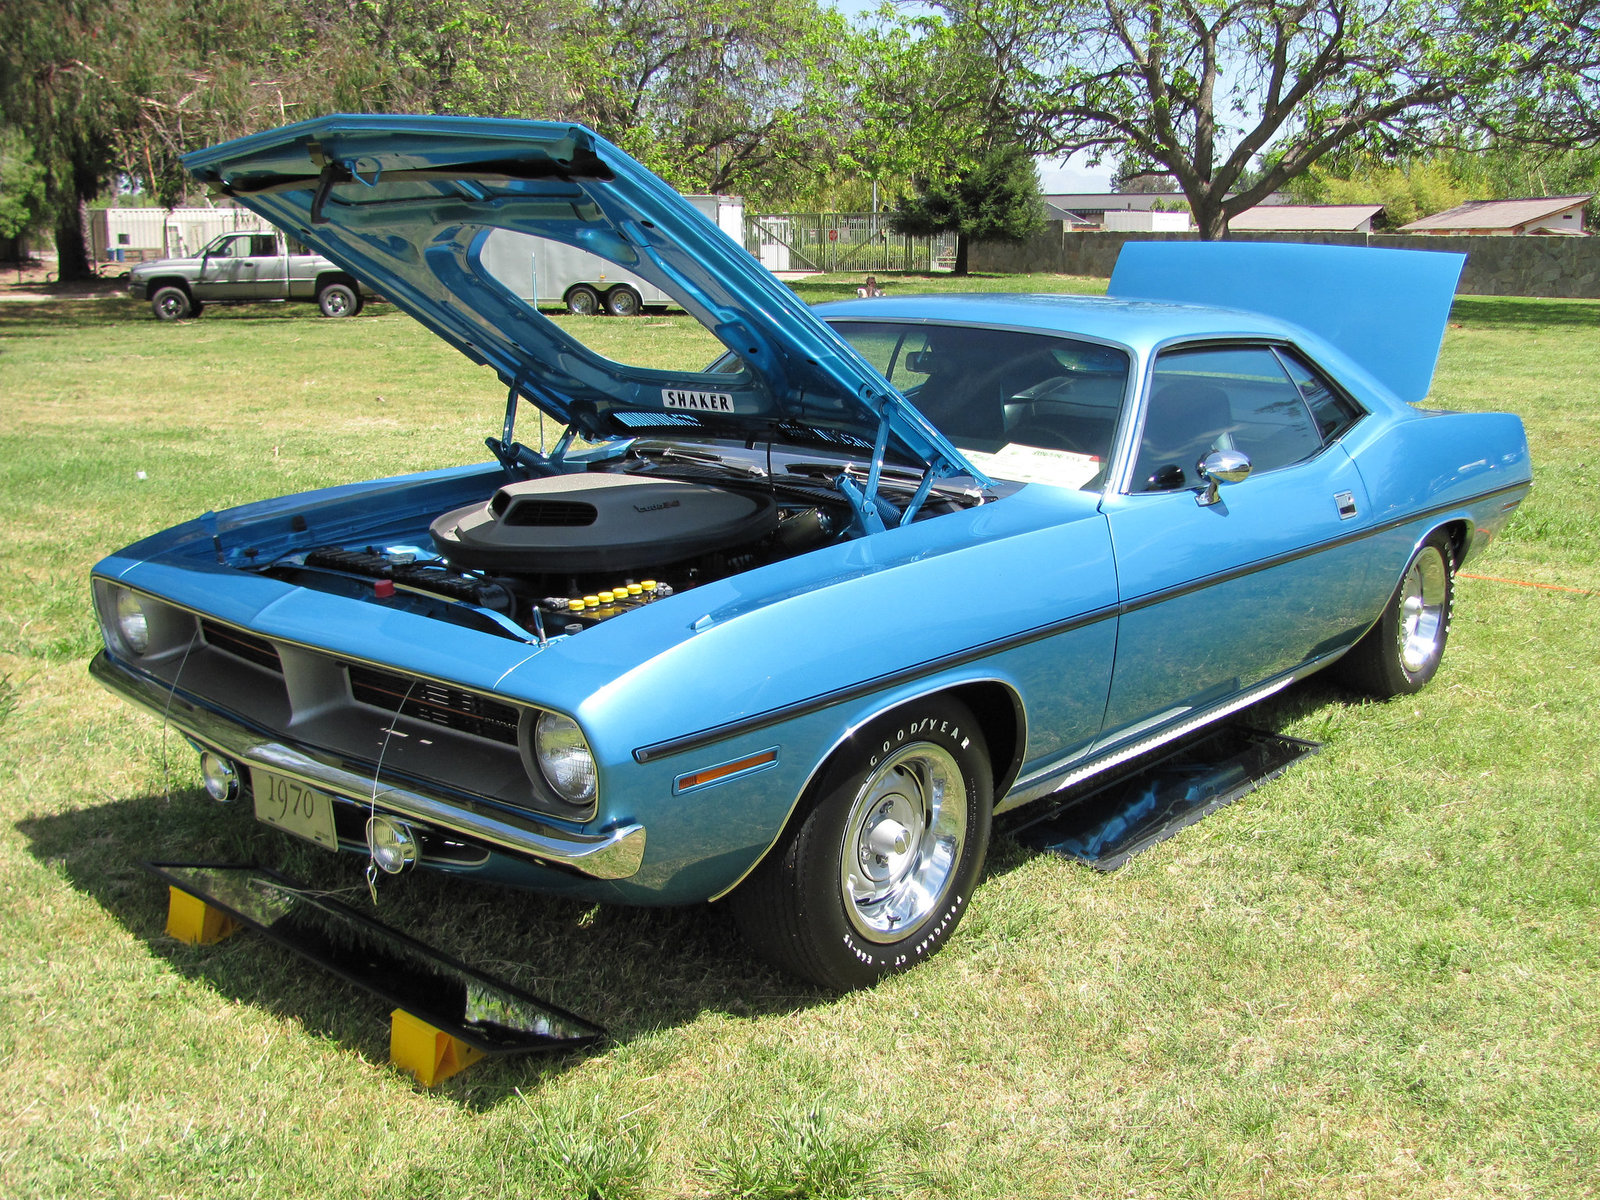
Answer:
1196, 448, 1251, 506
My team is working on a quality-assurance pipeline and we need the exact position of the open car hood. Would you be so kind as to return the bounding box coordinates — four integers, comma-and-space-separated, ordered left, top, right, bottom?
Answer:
184, 115, 978, 480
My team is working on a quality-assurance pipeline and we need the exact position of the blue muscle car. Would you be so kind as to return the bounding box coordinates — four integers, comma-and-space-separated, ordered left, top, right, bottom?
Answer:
90, 116, 1532, 989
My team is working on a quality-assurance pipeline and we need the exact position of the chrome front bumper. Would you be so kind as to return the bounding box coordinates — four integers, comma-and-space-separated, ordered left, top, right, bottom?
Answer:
90, 651, 646, 881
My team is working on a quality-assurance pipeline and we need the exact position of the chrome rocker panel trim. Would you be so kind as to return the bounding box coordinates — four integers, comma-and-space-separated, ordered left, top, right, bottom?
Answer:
90, 651, 646, 881
994, 653, 1335, 815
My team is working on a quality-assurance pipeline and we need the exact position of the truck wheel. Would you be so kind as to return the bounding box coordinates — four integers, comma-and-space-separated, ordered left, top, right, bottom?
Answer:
604, 286, 642, 317
565, 285, 601, 316
151, 287, 194, 321
317, 283, 361, 318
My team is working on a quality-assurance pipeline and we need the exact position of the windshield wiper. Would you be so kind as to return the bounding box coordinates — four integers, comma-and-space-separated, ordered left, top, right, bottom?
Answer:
629, 444, 768, 478
787, 461, 986, 503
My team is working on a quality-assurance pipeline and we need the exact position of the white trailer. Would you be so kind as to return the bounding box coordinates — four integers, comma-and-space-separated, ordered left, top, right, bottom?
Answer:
92, 206, 273, 263
477, 194, 744, 316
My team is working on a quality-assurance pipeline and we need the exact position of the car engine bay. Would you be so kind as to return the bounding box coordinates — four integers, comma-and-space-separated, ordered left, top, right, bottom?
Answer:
253, 440, 990, 643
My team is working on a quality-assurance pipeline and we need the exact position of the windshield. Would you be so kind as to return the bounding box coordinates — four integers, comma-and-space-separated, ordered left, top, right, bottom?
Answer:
828, 321, 1130, 490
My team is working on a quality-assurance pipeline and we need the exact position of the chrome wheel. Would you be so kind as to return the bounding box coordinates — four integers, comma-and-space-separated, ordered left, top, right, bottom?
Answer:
151, 286, 192, 320
318, 283, 359, 317
566, 285, 601, 315
1336, 529, 1455, 698
729, 696, 992, 989
605, 286, 641, 316
1397, 544, 1449, 676
839, 742, 967, 943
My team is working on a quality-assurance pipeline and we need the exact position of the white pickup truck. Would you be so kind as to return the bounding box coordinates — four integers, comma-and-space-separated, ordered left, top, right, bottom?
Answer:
127, 230, 373, 320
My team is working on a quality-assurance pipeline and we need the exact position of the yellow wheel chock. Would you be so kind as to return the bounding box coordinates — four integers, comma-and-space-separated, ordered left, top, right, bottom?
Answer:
390, 1008, 487, 1087
146, 863, 601, 1088
165, 885, 242, 945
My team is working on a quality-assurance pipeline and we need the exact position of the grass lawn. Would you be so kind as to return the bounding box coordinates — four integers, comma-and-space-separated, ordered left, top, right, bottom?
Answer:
0, 277, 1596, 1199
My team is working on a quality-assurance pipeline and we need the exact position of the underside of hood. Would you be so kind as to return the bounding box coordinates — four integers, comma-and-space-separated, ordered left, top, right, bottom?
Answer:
183, 115, 977, 480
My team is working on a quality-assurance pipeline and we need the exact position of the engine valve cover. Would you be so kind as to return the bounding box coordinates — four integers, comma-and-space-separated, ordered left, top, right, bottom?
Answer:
430, 474, 778, 572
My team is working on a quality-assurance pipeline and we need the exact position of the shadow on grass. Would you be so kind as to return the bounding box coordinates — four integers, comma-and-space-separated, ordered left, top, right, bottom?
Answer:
16, 787, 825, 1105
0, 297, 398, 333
1451, 295, 1600, 329
984, 676, 1364, 881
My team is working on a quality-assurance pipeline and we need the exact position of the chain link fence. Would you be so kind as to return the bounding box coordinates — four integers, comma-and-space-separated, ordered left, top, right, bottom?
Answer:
744, 213, 956, 273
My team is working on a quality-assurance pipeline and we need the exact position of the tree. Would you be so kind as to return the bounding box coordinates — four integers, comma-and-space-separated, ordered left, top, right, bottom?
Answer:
0, 0, 582, 276
1291, 143, 1600, 227
563, 0, 858, 201
923, 0, 1600, 239
0, 127, 48, 247
0, 1, 144, 278
892, 138, 1045, 273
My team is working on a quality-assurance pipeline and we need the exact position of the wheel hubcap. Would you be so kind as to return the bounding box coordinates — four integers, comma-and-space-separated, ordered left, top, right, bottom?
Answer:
1397, 545, 1448, 675
839, 743, 967, 942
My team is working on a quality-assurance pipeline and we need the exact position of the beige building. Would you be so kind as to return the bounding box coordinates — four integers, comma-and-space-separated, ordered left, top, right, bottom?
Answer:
1228, 204, 1384, 233
1400, 196, 1591, 235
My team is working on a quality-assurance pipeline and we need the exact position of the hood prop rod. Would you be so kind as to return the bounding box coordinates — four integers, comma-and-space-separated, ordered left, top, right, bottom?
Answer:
835, 411, 898, 536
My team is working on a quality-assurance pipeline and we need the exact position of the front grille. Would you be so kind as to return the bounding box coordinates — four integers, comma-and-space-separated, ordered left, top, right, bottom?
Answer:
347, 664, 520, 746
200, 620, 283, 672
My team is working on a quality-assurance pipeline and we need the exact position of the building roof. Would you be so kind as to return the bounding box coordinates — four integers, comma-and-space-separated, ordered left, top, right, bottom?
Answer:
1042, 202, 1094, 227
1229, 204, 1383, 232
1399, 195, 1592, 233
1044, 192, 1190, 215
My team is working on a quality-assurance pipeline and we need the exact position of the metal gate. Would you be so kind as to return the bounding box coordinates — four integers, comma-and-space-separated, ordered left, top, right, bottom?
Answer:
745, 213, 956, 273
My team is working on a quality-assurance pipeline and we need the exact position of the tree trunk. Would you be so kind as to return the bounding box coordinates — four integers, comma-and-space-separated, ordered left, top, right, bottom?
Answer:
53, 197, 95, 281
953, 231, 970, 275
1191, 194, 1229, 241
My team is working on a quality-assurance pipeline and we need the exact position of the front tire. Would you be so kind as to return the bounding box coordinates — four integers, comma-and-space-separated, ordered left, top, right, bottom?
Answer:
565, 285, 601, 315
150, 286, 194, 321
730, 698, 992, 990
1337, 530, 1455, 698
317, 282, 361, 318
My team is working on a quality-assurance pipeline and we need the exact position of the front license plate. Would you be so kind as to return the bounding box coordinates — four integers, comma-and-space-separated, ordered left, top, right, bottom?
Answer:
252, 768, 340, 851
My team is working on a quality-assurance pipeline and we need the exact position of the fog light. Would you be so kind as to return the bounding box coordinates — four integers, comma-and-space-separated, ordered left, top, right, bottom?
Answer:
366, 815, 419, 875
115, 589, 151, 655
199, 752, 239, 802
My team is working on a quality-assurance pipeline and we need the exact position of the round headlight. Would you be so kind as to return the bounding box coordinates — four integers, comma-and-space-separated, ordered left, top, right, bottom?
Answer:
534, 712, 597, 805
115, 589, 151, 655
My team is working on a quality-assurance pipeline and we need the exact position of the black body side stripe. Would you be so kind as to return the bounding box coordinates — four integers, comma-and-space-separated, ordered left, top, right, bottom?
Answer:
632, 479, 1528, 764
633, 604, 1120, 764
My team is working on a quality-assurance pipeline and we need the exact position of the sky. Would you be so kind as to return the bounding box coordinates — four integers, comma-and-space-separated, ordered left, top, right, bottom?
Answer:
1038, 154, 1115, 194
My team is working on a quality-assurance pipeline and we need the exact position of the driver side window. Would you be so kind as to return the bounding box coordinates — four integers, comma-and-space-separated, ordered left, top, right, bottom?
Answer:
1134, 345, 1324, 491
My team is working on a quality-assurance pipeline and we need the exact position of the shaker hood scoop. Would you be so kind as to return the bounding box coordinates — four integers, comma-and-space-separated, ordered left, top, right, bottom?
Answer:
183, 115, 978, 478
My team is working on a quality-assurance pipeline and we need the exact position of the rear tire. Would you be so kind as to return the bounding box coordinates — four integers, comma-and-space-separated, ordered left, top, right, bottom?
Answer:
1337, 530, 1454, 698
604, 285, 642, 316
317, 282, 361, 317
730, 697, 992, 990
